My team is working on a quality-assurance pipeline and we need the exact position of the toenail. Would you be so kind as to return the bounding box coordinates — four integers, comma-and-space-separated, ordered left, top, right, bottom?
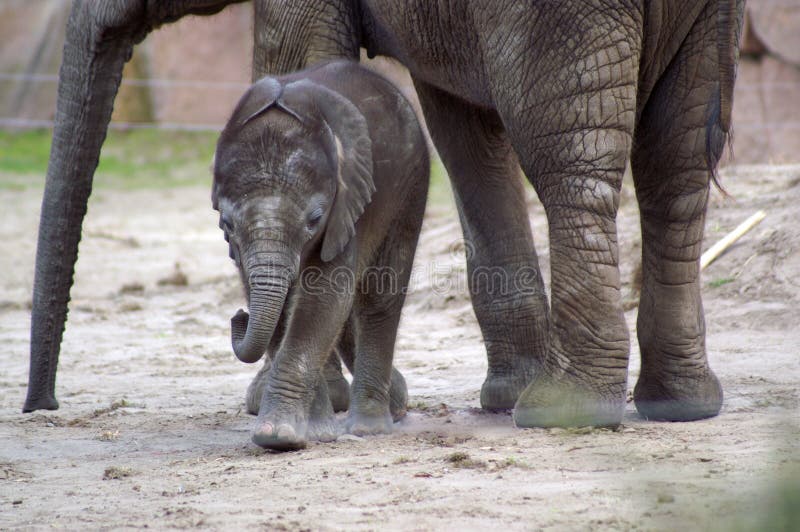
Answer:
276, 425, 294, 439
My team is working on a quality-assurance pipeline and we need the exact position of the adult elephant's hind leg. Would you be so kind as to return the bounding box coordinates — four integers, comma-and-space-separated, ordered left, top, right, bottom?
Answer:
630, 6, 724, 421
413, 80, 549, 410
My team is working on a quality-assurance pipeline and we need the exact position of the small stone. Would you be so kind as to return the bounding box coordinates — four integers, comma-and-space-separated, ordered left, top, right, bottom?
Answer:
157, 263, 188, 287
119, 282, 145, 294
657, 493, 675, 504
103, 466, 132, 480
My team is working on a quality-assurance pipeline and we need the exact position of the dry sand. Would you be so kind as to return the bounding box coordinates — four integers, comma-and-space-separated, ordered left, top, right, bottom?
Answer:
1, 165, 798, 530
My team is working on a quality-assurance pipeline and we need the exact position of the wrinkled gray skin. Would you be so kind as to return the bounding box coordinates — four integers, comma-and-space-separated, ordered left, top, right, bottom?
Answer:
25, 0, 745, 431
246, 339, 409, 420
214, 61, 428, 449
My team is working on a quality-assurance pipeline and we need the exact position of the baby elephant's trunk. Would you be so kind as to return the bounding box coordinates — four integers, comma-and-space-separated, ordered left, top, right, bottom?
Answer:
230, 267, 291, 363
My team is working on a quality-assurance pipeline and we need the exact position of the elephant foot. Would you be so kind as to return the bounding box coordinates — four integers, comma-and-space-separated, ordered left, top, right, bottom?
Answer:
252, 407, 339, 451
389, 367, 408, 421
345, 402, 393, 437
325, 373, 351, 413
480, 362, 536, 411
323, 354, 351, 413
634, 367, 722, 421
513, 370, 625, 428
23, 393, 60, 413
251, 368, 340, 451
307, 416, 341, 442
346, 413, 393, 437
252, 417, 308, 451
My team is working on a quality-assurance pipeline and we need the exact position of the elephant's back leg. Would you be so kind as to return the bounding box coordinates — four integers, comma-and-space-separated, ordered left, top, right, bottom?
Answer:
412, 79, 549, 411
344, 189, 426, 435
323, 348, 350, 413
630, 2, 725, 422
490, 8, 643, 428
338, 313, 408, 422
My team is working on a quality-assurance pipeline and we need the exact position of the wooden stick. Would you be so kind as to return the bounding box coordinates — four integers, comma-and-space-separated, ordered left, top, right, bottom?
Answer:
700, 210, 766, 270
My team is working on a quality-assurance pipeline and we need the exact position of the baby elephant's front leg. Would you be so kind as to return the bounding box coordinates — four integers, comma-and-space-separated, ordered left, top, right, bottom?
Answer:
246, 356, 340, 444
251, 288, 348, 451
252, 376, 339, 450
246, 353, 349, 415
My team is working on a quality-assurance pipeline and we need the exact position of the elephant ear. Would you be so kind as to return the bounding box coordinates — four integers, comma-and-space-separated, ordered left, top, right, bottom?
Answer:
286, 80, 375, 262
238, 77, 304, 127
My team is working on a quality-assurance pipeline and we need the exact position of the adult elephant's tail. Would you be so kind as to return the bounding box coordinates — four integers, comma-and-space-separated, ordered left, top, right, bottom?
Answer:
717, 0, 746, 133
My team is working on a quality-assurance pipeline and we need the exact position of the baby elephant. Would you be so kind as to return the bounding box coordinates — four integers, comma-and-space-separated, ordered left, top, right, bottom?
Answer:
212, 61, 429, 450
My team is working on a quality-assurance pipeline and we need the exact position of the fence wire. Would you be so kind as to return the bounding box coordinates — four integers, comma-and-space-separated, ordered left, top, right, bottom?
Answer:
2, 72, 800, 132
0, 117, 224, 132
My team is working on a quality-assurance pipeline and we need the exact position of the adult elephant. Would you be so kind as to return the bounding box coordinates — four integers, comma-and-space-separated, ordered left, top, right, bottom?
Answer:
24, 0, 745, 428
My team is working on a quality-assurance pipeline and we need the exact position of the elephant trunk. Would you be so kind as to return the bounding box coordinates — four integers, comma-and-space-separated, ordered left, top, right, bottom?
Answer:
230, 266, 292, 364
23, 1, 250, 413
24, 4, 135, 412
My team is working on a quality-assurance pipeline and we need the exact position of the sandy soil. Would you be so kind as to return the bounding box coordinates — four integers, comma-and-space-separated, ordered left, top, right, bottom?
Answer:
1, 165, 798, 530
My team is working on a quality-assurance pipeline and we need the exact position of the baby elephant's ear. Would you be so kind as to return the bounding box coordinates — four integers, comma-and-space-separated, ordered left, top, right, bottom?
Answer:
288, 80, 375, 262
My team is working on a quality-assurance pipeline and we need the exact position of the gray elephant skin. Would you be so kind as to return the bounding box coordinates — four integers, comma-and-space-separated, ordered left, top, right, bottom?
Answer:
212, 61, 428, 450
25, 0, 745, 431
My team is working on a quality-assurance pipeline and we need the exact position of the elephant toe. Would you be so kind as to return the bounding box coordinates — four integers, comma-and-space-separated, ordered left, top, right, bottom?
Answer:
307, 417, 341, 443
634, 369, 722, 422
252, 421, 307, 451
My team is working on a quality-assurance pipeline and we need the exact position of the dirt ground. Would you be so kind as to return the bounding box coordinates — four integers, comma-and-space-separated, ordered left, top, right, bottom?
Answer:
1, 164, 798, 530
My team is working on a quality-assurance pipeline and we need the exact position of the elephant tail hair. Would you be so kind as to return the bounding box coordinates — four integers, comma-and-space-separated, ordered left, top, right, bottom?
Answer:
717, 0, 745, 134
707, 0, 745, 192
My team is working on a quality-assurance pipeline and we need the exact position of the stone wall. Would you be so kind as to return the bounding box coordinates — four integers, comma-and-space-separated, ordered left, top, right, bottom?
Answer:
1, 0, 798, 164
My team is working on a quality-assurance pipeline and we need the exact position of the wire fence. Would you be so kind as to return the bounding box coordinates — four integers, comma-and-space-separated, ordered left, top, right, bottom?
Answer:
2, 73, 800, 132
0, 118, 225, 132
0, 72, 249, 132
0, 72, 250, 90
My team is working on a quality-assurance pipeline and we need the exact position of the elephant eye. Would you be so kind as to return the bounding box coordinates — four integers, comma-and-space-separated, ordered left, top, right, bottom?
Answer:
220, 213, 234, 232
307, 207, 324, 229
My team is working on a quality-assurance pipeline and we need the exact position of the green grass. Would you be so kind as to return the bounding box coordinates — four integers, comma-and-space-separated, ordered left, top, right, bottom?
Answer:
708, 277, 735, 288
0, 128, 218, 190
0, 129, 454, 204
428, 156, 454, 208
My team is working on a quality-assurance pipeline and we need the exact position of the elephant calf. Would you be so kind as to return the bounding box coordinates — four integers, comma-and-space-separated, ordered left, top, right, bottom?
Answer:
212, 60, 429, 450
